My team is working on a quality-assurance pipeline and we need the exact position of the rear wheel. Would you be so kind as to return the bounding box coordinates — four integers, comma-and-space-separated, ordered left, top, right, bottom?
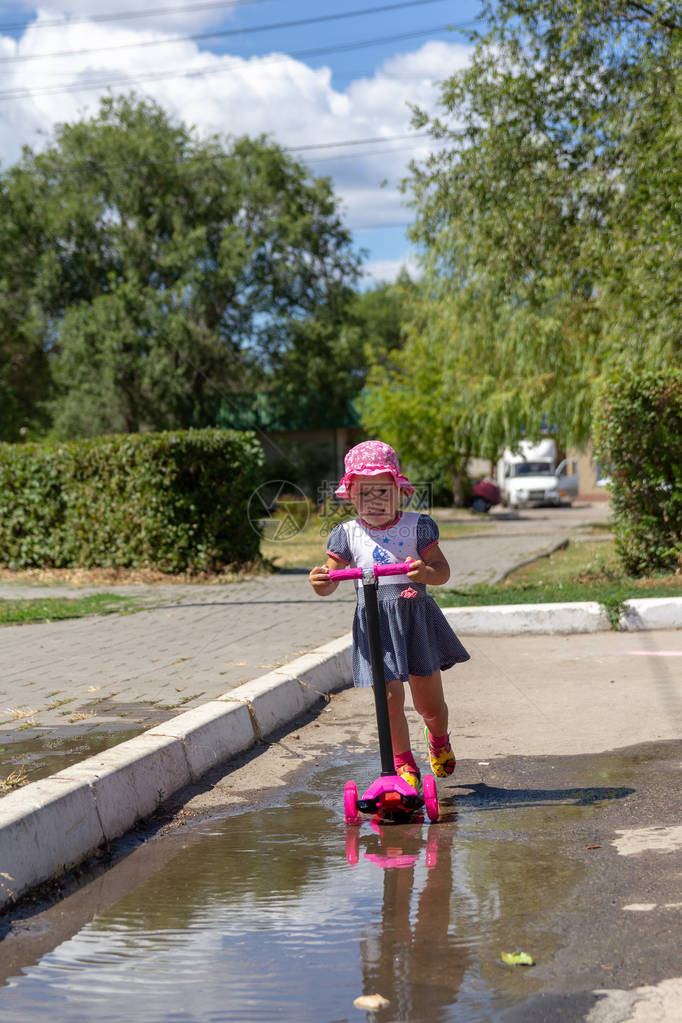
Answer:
344, 780, 360, 824
472, 497, 490, 513
423, 774, 439, 822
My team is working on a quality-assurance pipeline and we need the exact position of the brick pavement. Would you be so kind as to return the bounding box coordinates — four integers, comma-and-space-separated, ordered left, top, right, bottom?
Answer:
0, 525, 581, 780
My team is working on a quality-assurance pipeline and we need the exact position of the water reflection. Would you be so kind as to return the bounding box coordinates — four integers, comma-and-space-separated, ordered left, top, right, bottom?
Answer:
348, 820, 471, 1023
0, 758, 637, 1023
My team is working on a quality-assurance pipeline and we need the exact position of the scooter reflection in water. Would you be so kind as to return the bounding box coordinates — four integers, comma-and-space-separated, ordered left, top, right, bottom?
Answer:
346, 820, 470, 1022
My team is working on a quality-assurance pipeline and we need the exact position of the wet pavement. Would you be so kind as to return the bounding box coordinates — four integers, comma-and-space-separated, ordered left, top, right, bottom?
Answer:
0, 742, 679, 1022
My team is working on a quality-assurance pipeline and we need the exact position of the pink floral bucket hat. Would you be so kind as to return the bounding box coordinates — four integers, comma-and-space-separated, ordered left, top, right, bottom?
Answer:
335, 440, 414, 499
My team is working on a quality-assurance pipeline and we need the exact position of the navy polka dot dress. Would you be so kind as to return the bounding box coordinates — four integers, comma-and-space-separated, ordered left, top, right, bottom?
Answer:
326, 512, 470, 687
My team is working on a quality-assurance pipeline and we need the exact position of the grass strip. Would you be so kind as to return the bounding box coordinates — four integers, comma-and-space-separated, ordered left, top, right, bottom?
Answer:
0, 593, 142, 626
435, 540, 682, 616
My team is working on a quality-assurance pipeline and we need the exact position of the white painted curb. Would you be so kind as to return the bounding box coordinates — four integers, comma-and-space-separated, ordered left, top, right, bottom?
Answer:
620, 597, 682, 631
443, 597, 682, 635
444, 601, 610, 634
0, 634, 353, 911
0, 775, 104, 907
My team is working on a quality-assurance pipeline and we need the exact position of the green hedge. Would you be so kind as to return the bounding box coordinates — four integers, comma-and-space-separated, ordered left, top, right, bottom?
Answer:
0, 429, 265, 572
593, 368, 682, 576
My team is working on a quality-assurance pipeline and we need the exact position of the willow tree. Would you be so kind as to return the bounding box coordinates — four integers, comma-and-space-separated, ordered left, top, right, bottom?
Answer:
363, 1, 681, 500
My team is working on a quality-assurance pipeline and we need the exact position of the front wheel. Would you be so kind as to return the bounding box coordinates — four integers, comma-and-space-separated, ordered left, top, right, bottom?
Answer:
423, 774, 439, 822
344, 780, 360, 824
471, 497, 490, 514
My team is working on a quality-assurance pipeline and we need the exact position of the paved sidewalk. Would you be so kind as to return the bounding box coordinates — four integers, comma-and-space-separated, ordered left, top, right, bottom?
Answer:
0, 505, 607, 781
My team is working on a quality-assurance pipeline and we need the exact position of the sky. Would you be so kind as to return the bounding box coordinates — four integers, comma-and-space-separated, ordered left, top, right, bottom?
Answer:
0, 0, 484, 284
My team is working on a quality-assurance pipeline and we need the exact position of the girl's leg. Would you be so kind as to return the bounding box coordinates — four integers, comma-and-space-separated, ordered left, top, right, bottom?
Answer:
386, 679, 420, 789
409, 670, 456, 776
385, 679, 409, 757
408, 670, 448, 737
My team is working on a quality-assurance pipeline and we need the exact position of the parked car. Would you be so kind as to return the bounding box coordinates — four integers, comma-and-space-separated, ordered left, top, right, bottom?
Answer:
495, 440, 578, 508
465, 477, 502, 513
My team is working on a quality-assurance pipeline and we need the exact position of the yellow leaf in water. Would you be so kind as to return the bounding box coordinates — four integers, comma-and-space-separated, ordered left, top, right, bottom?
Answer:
501, 951, 535, 966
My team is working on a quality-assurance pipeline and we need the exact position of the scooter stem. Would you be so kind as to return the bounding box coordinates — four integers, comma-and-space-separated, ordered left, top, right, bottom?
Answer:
362, 574, 395, 776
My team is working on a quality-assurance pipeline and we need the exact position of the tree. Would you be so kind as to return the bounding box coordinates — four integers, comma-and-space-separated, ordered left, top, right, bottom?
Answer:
364, 1, 681, 497
265, 271, 418, 430
0, 174, 51, 441
0, 95, 361, 437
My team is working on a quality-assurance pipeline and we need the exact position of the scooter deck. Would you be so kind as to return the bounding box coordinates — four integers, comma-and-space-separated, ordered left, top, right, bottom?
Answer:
357, 774, 424, 816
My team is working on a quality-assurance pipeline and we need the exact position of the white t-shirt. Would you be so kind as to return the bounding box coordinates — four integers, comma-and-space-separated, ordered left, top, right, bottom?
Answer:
326, 511, 440, 588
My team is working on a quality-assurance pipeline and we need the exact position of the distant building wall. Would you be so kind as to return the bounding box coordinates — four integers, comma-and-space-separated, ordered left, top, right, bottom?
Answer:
258, 426, 364, 497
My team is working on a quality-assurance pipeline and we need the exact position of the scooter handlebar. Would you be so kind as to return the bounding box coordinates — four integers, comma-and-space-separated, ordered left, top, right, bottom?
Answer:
327, 561, 414, 581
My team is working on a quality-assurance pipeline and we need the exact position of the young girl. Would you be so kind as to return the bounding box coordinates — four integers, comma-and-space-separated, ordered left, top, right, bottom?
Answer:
309, 440, 470, 792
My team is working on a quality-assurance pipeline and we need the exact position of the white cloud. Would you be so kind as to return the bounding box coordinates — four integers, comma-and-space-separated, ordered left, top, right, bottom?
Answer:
0, 17, 472, 244
361, 252, 421, 285
29, 0, 237, 32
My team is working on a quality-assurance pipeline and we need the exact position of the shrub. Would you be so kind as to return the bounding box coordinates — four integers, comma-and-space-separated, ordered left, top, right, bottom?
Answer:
0, 429, 264, 572
593, 369, 682, 575
403, 454, 454, 507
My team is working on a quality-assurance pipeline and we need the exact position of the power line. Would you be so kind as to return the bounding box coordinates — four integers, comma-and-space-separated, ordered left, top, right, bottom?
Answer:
0, 0, 271, 34
0, 129, 439, 168
0, 0, 450, 64
0, 23, 457, 101
286, 131, 431, 152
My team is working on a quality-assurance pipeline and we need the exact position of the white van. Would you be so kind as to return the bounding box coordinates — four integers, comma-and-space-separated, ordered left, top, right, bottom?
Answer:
496, 439, 579, 508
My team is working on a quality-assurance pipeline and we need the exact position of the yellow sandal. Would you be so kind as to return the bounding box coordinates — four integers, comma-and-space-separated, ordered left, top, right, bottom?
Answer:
425, 728, 456, 777
396, 763, 421, 793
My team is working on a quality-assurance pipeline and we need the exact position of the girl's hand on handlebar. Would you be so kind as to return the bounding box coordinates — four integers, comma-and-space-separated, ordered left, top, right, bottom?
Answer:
405, 558, 429, 584
309, 564, 338, 595
406, 545, 451, 586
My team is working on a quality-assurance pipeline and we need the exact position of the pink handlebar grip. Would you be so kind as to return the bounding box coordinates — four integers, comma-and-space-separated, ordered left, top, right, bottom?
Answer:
327, 566, 363, 580
376, 561, 413, 577
328, 561, 414, 581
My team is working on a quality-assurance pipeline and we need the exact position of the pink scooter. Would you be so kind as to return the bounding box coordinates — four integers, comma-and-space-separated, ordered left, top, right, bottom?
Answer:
327, 561, 439, 824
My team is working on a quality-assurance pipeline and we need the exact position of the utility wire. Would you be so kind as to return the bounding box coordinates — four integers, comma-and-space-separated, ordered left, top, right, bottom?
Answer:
286, 130, 432, 151
0, 0, 451, 64
0, 23, 456, 101
0, 0, 272, 34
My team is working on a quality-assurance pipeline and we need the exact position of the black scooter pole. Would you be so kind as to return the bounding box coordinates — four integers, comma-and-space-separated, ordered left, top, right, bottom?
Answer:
362, 572, 395, 777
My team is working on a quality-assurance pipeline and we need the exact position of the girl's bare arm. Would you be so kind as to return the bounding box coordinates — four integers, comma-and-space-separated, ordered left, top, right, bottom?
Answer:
309, 554, 347, 595
405, 543, 451, 586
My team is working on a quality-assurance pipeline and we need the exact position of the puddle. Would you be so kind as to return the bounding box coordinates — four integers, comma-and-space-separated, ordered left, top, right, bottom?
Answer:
0, 728, 143, 787
0, 756, 637, 1023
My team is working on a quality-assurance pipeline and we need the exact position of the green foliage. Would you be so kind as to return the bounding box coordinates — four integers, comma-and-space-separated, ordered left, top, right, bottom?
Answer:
0, 95, 360, 440
266, 273, 416, 433
0, 429, 264, 572
0, 177, 51, 441
593, 369, 682, 575
402, 453, 455, 507
369, 1, 681, 480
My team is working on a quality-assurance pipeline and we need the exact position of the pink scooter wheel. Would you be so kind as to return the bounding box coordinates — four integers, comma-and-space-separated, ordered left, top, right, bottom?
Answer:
423, 774, 439, 822
344, 780, 360, 824
345, 826, 360, 866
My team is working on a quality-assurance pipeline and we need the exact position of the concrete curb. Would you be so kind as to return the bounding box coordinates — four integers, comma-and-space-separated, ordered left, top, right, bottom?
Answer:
444, 600, 610, 634
618, 597, 682, 632
0, 634, 352, 911
443, 596, 682, 635
1, 598, 680, 910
